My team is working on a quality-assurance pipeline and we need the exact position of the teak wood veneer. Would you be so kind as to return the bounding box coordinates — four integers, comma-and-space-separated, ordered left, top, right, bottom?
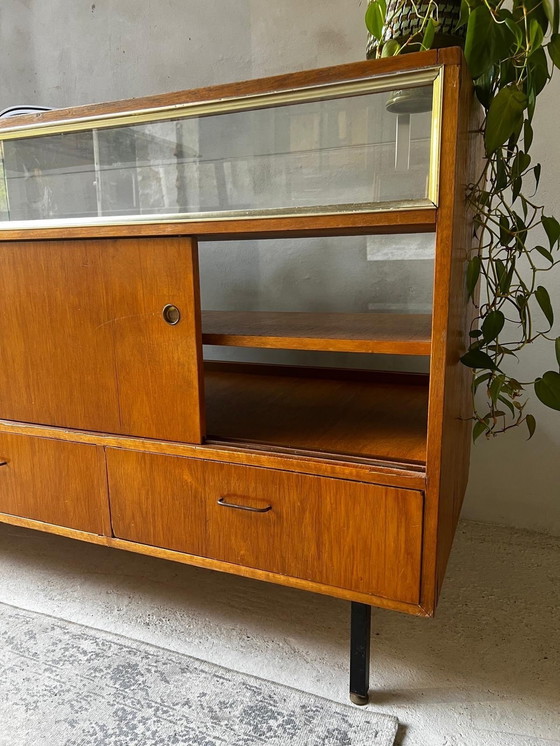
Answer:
0, 48, 479, 704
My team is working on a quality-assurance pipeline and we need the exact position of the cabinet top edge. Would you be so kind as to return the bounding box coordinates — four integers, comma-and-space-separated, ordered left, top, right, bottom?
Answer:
0, 48, 463, 134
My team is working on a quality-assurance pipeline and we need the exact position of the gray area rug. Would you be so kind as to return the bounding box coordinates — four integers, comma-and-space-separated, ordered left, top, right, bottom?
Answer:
0, 602, 397, 745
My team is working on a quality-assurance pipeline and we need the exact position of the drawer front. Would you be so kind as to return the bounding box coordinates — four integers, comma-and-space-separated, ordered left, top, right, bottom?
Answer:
108, 449, 423, 604
0, 432, 111, 534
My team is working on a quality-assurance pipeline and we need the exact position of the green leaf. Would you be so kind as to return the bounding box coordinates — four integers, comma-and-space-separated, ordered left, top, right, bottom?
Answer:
534, 162, 542, 189
465, 5, 497, 79
493, 17, 512, 61
513, 151, 531, 176
473, 419, 490, 442
365, 1, 384, 40
543, 0, 559, 33
555, 336, 560, 368
529, 19, 544, 52
500, 59, 517, 89
492, 344, 518, 358
488, 374, 504, 403
505, 17, 524, 51
535, 285, 554, 326
475, 70, 493, 109
485, 86, 528, 155
528, 47, 550, 95
499, 262, 515, 293
498, 394, 516, 417
499, 215, 510, 246
524, 120, 534, 151
473, 372, 492, 391
422, 18, 436, 50
482, 310, 505, 342
548, 33, 560, 68
381, 39, 401, 57
495, 258, 507, 287
457, 0, 470, 30
466, 255, 481, 299
495, 156, 508, 189
525, 413, 536, 439
461, 349, 501, 371
513, 213, 527, 253
517, 293, 528, 325
542, 215, 560, 247
535, 245, 554, 263
534, 370, 560, 410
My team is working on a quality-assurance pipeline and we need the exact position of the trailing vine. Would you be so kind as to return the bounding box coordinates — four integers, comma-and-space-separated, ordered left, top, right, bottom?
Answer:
366, 0, 560, 440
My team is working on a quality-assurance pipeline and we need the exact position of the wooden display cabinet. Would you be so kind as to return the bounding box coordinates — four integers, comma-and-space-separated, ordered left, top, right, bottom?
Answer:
0, 48, 479, 704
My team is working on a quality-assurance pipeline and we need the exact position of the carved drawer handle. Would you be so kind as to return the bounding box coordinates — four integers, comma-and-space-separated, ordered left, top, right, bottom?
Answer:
217, 495, 272, 513
0, 460, 8, 467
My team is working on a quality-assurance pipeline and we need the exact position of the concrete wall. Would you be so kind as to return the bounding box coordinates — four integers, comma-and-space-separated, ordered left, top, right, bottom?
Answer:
1, 0, 558, 534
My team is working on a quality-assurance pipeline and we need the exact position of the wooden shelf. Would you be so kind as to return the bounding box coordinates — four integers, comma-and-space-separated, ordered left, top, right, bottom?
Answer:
205, 362, 428, 464
202, 311, 432, 356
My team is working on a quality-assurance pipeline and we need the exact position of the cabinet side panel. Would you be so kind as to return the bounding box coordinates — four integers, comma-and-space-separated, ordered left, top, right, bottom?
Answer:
425, 57, 482, 612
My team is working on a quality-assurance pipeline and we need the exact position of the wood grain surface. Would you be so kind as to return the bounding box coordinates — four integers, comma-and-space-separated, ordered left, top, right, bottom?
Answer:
0, 208, 437, 243
0, 510, 429, 615
0, 48, 475, 619
107, 448, 424, 604
0, 419, 427, 491
202, 311, 432, 355
0, 236, 204, 443
422, 56, 479, 614
205, 362, 428, 463
0, 431, 110, 534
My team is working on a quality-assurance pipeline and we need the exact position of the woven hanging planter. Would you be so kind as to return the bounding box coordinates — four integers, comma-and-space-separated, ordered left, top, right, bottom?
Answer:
366, 0, 465, 59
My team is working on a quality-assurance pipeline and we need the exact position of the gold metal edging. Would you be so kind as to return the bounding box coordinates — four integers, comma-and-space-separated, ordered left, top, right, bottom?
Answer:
427, 68, 444, 207
0, 67, 442, 140
0, 200, 436, 232
0, 141, 11, 217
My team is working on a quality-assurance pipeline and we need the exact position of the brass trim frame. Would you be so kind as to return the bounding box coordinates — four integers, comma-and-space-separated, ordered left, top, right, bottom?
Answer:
0, 68, 442, 139
0, 200, 436, 232
427, 68, 444, 207
0, 65, 443, 229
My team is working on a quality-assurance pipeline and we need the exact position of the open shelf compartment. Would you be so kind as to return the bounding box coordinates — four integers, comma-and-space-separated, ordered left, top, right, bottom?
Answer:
204, 361, 428, 466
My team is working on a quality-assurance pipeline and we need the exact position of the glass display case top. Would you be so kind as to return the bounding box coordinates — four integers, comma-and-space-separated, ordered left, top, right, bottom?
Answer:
0, 67, 443, 228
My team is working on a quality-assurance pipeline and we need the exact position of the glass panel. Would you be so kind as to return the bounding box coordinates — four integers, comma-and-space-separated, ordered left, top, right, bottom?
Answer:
0, 82, 434, 224
199, 233, 435, 374
2, 132, 98, 220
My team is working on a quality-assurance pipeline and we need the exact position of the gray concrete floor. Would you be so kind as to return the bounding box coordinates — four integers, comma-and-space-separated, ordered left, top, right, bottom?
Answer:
0, 520, 558, 746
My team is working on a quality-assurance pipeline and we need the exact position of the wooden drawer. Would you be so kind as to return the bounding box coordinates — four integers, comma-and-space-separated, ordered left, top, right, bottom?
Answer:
107, 449, 423, 604
0, 432, 111, 534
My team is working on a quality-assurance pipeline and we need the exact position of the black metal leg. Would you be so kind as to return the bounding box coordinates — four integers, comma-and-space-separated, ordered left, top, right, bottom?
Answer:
349, 601, 371, 705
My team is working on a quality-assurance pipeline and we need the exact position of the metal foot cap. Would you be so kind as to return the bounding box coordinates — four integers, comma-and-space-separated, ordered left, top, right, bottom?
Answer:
349, 692, 369, 706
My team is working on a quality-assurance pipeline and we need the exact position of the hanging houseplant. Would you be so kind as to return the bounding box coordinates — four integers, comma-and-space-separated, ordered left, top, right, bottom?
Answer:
366, 0, 560, 440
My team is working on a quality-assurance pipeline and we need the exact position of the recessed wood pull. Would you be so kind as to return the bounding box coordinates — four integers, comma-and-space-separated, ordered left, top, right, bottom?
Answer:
217, 495, 272, 513
0, 460, 8, 467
